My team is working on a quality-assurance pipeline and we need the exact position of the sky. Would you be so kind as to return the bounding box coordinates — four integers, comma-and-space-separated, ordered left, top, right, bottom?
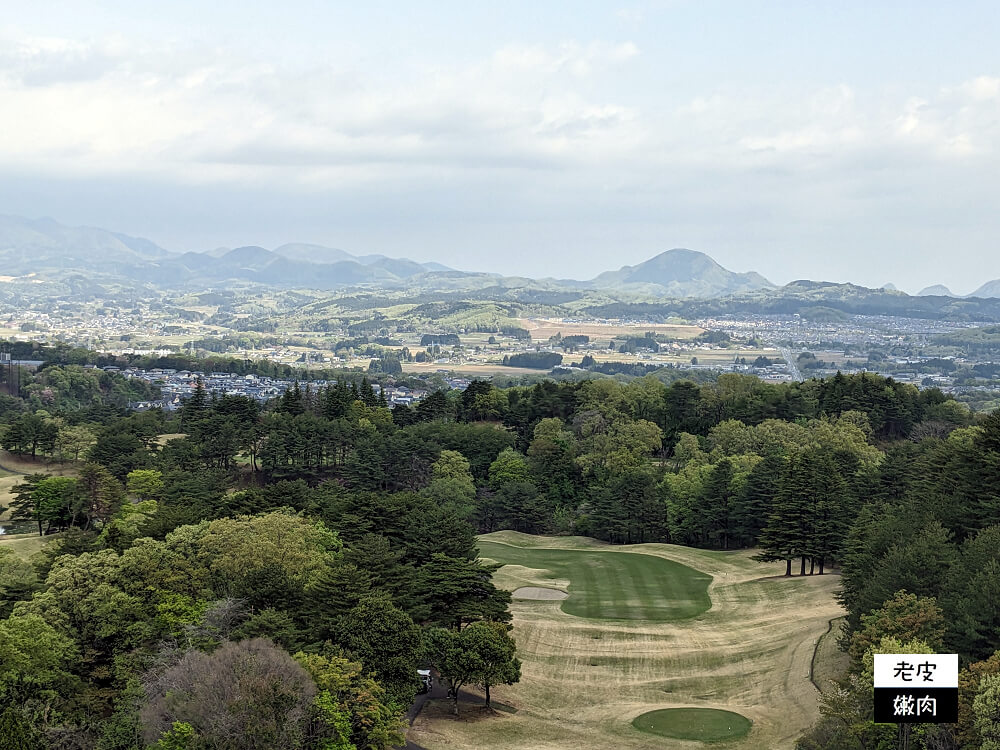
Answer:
1, 1, 998, 294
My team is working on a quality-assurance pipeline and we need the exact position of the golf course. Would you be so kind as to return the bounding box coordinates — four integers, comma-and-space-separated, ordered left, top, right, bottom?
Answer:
477, 540, 712, 621
0, 450, 73, 559
409, 531, 844, 750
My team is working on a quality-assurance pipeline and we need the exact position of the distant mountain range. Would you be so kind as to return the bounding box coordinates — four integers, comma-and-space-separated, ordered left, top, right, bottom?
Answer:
0, 215, 451, 289
1, 214, 999, 300
914, 281, 1000, 298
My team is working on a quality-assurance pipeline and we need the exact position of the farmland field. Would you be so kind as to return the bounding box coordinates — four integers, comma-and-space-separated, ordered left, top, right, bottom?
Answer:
518, 318, 704, 342
401, 362, 550, 377
409, 532, 844, 750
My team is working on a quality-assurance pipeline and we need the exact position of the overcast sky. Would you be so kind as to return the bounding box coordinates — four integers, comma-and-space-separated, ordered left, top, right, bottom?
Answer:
1, 1, 998, 293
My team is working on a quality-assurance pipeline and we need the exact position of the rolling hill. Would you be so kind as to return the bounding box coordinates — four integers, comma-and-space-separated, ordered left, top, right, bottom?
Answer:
918, 284, 958, 297
585, 248, 774, 298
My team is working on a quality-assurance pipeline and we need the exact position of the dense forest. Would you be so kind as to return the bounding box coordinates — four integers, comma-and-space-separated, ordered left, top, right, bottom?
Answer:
2, 362, 1000, 749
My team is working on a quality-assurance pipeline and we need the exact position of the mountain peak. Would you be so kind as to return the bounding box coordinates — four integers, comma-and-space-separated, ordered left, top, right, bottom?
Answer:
918, 284, 957, 297
273, 242, 354, 264
588, 248, 773, 298
969, 280, 1000, 299
222, 245, 276, 265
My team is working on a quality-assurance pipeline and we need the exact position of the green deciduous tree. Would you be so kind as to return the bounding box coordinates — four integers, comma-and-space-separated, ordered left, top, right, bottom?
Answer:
424, 449, 476, 508
846, 590, 946, 669
0, 707, 48, 750
0, 612, 79, 713
426, 620, 520, 714
55, 423, 96, 462
294, 651, 405, 750
958, 651, 1000, 749
126, 468, 164, 502
98, 500, 158, 553
152, 722, 200, 750
465, 620, 521, 709
0, 549, 39, 619
335, 591, 422, 706
488, 448, 531, 489
974, 674, 1000, 750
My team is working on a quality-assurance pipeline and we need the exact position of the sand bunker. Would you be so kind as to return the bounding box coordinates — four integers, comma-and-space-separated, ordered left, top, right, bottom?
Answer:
513, 586, 569, 600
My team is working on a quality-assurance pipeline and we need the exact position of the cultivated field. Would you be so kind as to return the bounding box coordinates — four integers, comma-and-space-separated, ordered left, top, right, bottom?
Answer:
409, 532, 844, 750
401, 362, 549, 377
518, 318, 703, 343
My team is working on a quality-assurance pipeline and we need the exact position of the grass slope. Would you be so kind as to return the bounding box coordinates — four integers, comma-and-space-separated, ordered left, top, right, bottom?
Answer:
410, 532, 844, 750
478, 540, 711, 621
0, 532, 59, 560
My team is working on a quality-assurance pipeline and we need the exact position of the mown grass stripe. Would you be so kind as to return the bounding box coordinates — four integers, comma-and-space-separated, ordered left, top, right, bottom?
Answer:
478, 540, 711, 622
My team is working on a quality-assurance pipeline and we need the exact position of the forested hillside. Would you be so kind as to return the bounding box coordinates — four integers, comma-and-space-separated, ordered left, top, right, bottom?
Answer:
2, 366, 999, 749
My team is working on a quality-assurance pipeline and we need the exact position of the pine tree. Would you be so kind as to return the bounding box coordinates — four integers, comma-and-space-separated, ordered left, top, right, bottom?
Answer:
416, 391, 450, 422
808, 450, 851, 574
322, 381, 351, 419
279, 382, 304, 415
360, 378, 378, 408
755, 452, 813, 575
701, 459, 735, 549
180, 377, 208, 430
733, 451, 784, 547
303, 562, 373, 642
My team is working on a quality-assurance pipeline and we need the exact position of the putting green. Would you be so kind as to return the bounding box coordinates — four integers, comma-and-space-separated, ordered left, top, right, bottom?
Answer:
632, 708, 752, 742
478, 540, 711, 621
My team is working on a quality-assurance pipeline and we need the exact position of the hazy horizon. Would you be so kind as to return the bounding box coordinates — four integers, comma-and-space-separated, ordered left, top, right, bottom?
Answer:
2, 1, 999, 294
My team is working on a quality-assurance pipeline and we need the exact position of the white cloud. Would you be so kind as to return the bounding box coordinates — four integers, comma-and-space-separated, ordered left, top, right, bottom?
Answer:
0, 31, 647, 186
672, 76, 1000, 168
491, 40, 638, 77
957, 75, 1000, 101
0, 25, 996, 202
